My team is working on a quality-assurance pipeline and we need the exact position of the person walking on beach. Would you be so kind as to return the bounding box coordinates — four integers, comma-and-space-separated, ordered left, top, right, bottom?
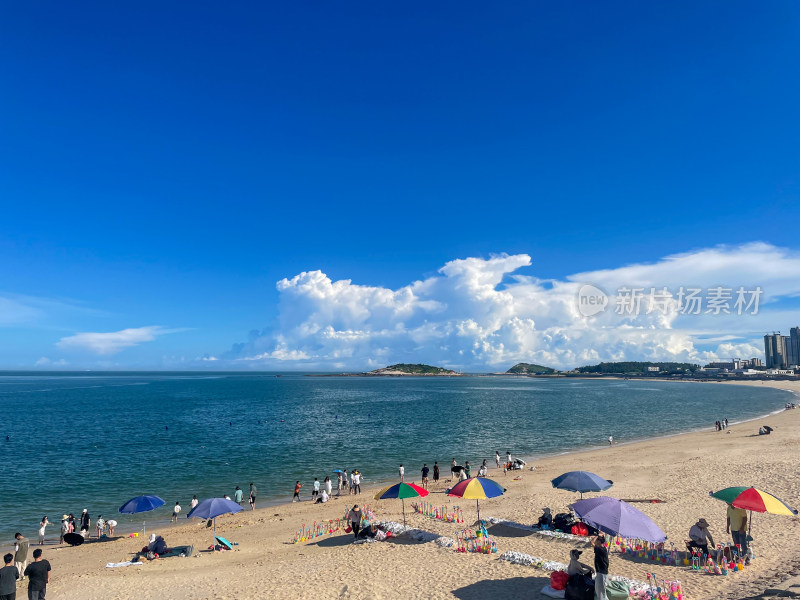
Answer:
293, 481, 302, 502
96, 515, 105, 539
351, 470, 362, 495
79, 510, 90, 535
608, 435, 613, 446
67, 514, 75, 533
324, 476, 332, 498
107, 519, 116, 537
190, 495, 198, 510
234, 486, 243, 505
398, 464, 404, 482
23, 549, 50, 600
37, 517, 48, 546
249, 483, 257, 510
506, 451, 512, 466
347, 505, 362, 540
433, 462, 440, 483
13, 533, 28, 581
495, 451, 501, 468
593, 534, 609, 600
421, 464, 429, 489
0, 552, 19, 599
312, 478, 320, 499
464, 461, 471, 478
342, 469, 349, 495
337, 471, 344, 496
171, 502, 181, 523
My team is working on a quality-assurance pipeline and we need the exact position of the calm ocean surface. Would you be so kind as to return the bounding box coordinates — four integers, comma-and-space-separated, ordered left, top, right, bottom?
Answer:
0, 373, 792, 541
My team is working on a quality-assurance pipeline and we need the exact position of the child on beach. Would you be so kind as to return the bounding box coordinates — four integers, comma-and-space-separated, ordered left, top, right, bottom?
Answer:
107, 519, 116, 536
312, 478, 320, 499
38, 517, 48, 545
171, 502, 181, 523
293, 481, 302, 502
60, 516, 69, 544
96, 515, 105, 538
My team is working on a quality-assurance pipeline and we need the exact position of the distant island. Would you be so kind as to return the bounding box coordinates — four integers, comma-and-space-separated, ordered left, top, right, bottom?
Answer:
575, 361, 698, 375
366, 363, 461, 376
506, 362, 556, 375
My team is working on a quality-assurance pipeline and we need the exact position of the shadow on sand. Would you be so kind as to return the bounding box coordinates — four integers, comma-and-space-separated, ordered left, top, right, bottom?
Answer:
453, 575, 551, 600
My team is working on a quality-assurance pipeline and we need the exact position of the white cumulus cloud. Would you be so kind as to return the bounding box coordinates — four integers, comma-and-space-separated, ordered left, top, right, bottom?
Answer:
225, 244, 800, 370
58, 326, 182, 355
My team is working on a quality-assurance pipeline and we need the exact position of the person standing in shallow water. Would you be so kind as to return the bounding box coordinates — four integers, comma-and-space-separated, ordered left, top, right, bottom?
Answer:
433, 462, 440, 483
249, 483, 257, 510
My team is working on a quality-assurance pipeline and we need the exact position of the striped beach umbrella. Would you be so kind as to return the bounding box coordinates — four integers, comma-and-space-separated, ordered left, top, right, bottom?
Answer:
447, 477, 506, 522
710, 486, 797, 537
710, 487, 797, 515
375, 482, 429, 525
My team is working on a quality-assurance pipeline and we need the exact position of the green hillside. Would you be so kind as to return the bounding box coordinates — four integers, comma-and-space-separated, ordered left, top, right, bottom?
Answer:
507, 363, 556, 374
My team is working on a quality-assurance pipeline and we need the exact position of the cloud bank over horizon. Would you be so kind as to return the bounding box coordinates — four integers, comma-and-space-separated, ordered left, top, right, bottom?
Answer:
224, 243, 800, 371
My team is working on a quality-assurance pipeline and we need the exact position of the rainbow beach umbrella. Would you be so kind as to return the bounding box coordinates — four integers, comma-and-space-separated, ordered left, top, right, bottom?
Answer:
375, 482, 429, 525
447, 477, 506, 522
710, 486, 797, 535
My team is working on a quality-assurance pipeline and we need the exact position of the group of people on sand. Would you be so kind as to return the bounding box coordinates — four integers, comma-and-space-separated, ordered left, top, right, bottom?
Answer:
715, 418, 729, 431
292, 470, 364, 503
686, 504, 752, 563
35, 509, 118, 545
1, 540, 51, 600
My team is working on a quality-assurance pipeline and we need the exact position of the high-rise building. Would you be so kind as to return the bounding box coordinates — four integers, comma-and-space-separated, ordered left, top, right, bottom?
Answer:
789, 327, 800, 367
764, 333, 787, 368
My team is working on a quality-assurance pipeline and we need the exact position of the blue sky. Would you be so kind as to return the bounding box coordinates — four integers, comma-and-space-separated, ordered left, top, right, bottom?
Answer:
1, 2, 799, 369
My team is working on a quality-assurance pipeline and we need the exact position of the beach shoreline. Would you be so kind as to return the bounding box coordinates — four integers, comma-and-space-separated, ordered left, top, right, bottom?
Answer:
18, 379, 800, 599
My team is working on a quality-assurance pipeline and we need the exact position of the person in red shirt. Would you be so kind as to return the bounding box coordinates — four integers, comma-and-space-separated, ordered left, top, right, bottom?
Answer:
292, 481, 302, 502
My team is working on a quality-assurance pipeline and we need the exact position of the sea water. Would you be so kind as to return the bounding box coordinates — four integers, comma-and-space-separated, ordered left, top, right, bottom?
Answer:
0, 372, 791, 541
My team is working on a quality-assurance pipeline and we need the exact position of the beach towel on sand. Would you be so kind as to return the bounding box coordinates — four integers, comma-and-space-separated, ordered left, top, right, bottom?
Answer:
106, 561, 143, 568
540, 584, 566, 598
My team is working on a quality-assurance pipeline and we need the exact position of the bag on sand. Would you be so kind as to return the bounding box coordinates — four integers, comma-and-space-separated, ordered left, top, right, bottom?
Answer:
564, 573, 594, 600
550, 571, 569, 591
606, 580, 629, 600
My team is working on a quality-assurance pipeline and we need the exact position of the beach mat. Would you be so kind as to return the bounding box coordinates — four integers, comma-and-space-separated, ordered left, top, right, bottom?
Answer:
159, 545, 194, 558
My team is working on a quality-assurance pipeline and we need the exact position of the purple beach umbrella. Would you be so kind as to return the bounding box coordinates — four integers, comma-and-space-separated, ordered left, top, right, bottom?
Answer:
569, 496, 666, 543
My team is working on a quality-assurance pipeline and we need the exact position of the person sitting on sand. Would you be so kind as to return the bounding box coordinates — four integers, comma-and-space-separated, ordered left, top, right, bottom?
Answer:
688, 518, 715, 556
567, 548, 593, 576
315, 490, 329, 504
537, 507, 553, 528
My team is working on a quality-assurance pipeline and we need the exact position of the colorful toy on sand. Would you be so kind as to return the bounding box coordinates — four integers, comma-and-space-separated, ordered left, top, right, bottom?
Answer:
411, 501, 464, 524
632, 574, 684, 599
455, 521, 497, 554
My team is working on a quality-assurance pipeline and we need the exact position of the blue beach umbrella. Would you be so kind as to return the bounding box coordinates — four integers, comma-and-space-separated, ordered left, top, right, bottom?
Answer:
118, 495, 165, 538
186, 497, 243, 543
552, 471, 613, 499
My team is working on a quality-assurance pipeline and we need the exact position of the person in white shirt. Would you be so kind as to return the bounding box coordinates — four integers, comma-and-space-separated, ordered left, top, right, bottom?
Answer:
351, 471, 362, 494
171, 502, 181, 523
495, 451, 501, 468
190, 495, 199, 510
399, 464, 404, 482
316, 490, 329, 504
324, 476, 332, 496
688, 518, 715, 556
96, 515, 106, 539
312, 478, 320, 499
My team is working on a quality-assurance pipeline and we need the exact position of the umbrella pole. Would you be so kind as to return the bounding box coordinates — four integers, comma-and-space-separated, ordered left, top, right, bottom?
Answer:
402, 499, 406, 526
476, 499, 480, 523
143, 521, 146, 539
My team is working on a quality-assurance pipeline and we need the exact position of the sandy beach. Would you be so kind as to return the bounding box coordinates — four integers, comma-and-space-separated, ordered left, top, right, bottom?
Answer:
23, 380, 800, 600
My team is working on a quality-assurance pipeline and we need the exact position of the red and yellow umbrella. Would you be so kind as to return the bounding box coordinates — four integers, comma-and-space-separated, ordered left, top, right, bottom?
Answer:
710, 486, 796, 515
